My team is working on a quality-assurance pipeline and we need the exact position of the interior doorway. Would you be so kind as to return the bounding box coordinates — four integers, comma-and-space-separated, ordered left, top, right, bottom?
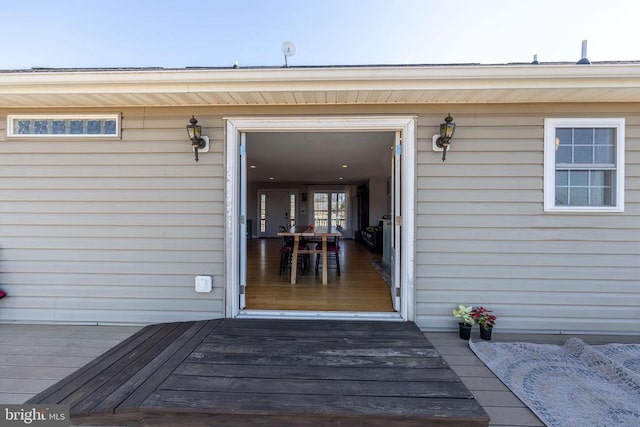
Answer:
258, 190, 296, 238
225, 116, 416, 321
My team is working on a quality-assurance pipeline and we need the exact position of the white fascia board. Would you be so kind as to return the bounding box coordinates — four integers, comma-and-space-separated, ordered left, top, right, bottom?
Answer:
1, 64, 639, 91
0, 64, 639, 106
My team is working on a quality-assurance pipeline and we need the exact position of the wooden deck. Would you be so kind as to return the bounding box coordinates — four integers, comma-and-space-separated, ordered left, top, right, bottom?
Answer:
27, 319, 489, 426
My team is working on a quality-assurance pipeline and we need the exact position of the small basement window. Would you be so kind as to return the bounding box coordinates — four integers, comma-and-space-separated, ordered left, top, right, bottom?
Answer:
7, 114, 120, 138
544, 118, 625, 212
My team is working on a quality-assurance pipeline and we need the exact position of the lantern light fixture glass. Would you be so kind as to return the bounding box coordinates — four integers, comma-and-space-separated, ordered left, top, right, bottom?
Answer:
186, 115, 210, 162
432, 113, 456, 162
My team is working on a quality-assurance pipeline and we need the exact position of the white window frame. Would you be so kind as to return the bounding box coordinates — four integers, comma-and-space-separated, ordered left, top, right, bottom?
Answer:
544, 118, 625, 213
7, 114, 121, 139
311, 189, 348, 229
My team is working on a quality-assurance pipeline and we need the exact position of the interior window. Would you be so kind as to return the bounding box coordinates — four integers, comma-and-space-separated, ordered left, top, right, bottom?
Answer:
313, 192, 346, 228
260, 194, 267, 232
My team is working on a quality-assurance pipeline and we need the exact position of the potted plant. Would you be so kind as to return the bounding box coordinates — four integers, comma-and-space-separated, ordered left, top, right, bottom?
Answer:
472, 306, 497, 340
452, 305, 475, 340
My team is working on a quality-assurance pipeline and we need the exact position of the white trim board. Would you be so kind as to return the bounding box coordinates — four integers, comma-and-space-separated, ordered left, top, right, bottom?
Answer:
237, 310, 404, 321
225, 115, 417, 321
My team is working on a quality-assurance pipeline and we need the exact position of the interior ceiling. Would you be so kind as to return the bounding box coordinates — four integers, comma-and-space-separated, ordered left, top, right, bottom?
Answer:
246, 131, 395, 185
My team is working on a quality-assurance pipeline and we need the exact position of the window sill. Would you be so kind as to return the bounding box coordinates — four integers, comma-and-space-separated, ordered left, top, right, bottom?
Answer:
544, 206, 624, 213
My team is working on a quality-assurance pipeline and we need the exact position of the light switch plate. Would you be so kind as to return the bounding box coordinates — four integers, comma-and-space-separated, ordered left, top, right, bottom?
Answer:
195, 275, 212, 293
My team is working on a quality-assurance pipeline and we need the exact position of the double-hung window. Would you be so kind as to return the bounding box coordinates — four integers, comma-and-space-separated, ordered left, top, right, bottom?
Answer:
544, 118, 625, 212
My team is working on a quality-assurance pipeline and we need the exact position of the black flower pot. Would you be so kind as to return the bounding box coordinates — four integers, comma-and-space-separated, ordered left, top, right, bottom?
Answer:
458, 323, 472, 340
480, 326, 493, 340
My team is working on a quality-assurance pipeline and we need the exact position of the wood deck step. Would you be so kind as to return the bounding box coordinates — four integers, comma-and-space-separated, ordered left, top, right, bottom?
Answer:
28, 319, 489, 426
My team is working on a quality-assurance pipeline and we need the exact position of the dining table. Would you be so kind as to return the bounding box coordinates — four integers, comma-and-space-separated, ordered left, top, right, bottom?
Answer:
277, 225, 343, 285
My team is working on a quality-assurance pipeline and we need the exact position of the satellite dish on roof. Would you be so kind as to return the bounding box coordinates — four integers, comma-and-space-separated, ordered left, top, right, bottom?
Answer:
281, 41, 296, 67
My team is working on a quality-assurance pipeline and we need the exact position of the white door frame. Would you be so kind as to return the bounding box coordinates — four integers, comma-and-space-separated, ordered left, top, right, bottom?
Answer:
225, 116, 417, 321
391, 131, 402, 311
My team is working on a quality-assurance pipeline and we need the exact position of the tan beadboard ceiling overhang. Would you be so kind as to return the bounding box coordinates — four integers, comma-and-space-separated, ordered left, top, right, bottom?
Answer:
0, 62, 639, 108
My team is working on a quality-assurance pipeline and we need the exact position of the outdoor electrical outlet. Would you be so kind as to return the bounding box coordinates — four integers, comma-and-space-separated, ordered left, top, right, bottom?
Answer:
195, 276, 212, 293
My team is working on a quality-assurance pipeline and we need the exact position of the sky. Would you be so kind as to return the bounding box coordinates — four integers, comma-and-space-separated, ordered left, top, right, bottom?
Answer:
1, 0, 639, 70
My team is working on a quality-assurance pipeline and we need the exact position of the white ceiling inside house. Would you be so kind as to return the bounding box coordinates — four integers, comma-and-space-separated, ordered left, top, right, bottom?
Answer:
246, 131, 395, 184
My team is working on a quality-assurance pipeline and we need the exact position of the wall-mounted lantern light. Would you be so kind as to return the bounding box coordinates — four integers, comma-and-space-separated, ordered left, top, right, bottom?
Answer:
186, 115, 210, 162
432, 113, 456, 162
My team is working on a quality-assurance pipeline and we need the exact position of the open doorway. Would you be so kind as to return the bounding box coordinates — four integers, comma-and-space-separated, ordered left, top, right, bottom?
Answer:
225, 116, 416, 321
247, 131, 394, 313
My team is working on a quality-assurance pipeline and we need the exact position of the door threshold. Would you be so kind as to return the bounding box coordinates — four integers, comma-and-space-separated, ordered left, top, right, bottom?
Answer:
237, 309, 403, 321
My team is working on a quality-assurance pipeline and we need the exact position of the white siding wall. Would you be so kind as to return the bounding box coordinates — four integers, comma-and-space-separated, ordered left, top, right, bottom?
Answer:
415, 105, 640, 334
0, 108, 226, 324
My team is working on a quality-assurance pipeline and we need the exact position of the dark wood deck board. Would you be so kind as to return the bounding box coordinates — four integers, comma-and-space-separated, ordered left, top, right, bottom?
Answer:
54, 321, 220, 416
195, 340, 440, 356
69, 323, 191, 414
113, 319, 221, 414
74, 411, 485, 427
142, 390, 483, 418
159, 375, 473, 398
209, 318, 421, 330
203, 334, 432, 348
28, 319, 489, 426
175, 362, 463, 382
210, 326, 423, 339
186, 350, 450, 368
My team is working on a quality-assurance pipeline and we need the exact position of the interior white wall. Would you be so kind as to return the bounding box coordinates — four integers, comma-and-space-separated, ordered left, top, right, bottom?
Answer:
248, 178, 391, 232
369, 176, 390, 226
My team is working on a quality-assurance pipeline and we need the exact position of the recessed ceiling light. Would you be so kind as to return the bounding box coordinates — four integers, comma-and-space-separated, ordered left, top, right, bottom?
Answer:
338, 177, 344, 180
250, 165, 257, 169
341, 164, 348, 168
269, 177, 275, 180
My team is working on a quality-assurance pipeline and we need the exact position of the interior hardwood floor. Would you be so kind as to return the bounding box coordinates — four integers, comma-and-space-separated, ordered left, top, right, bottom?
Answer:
246, 238, 395, 312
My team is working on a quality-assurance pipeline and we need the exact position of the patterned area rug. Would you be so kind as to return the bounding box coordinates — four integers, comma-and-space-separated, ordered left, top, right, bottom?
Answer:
469, 338, 640, 427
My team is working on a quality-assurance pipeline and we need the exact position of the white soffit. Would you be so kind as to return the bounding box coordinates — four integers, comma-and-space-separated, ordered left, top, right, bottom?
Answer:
0, 64, 639, 107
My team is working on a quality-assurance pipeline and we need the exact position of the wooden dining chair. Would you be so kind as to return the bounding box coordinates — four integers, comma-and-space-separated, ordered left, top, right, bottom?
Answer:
279, 238, 311, 275
315, 236, 340, 276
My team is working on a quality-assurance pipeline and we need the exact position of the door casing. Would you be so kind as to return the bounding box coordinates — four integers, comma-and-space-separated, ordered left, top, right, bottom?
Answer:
225, 116, 417, 321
